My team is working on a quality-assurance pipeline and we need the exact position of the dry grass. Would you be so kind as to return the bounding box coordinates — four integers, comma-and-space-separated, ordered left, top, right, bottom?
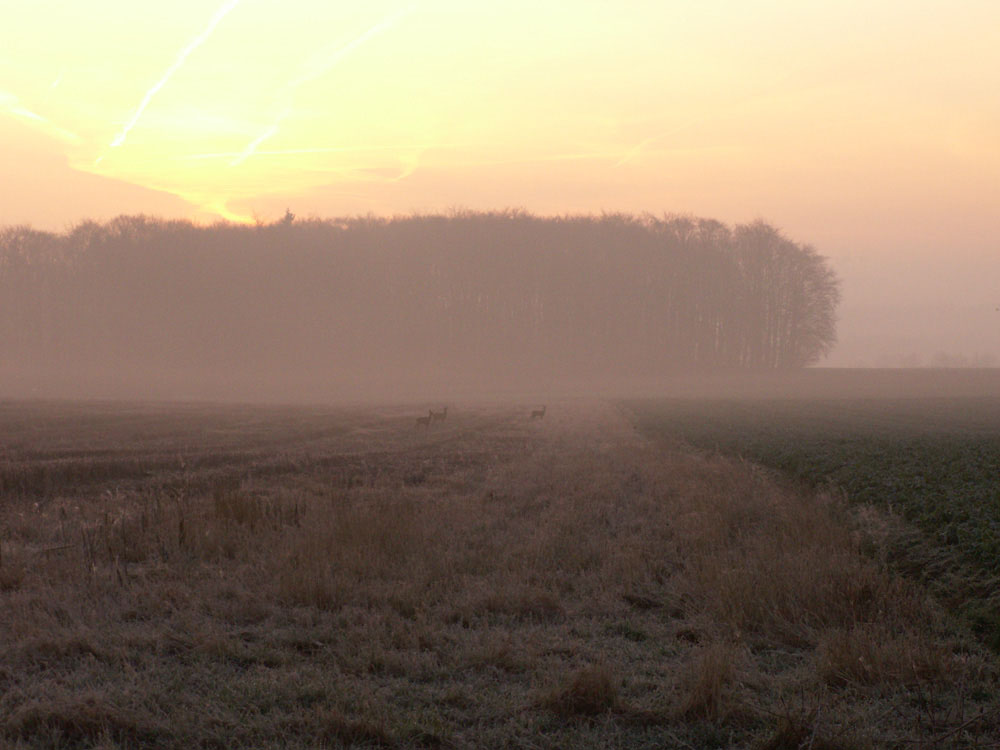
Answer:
0, 399, 997, 748
816, 626, 952, 688
4, 694, 171, 749
674, 641, 742, 721
541, 665, 621, 717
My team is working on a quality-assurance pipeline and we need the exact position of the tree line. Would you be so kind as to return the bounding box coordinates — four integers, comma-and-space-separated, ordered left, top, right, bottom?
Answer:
0, 211, 840, 394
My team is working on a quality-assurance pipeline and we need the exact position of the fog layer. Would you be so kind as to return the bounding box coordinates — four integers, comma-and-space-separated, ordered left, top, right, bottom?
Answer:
1, 211, 839, 402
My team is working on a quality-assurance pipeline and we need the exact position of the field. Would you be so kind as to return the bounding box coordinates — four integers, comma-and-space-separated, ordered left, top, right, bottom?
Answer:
628, 395, 1000, 646
1, 397, 999, 748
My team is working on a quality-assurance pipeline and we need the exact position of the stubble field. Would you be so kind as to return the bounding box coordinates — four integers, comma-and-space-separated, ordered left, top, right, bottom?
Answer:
1, 397, 998, 748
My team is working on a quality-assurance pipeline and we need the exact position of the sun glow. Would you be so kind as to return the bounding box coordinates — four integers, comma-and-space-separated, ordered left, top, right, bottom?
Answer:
0, 0, 997, 232
78, 2, 429, 219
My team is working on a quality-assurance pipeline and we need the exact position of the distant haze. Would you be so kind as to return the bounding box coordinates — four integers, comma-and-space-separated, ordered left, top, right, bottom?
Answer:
1, 1, 998, 367
0, 212, 842, 402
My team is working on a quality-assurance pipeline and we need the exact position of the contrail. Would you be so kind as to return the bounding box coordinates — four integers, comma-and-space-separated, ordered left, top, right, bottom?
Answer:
0, 89, 80, 143
612, 121, 709, 167
0, 90, 45, 123
291, 6, 413, 88
109, 0, 240, 149
184, 146, 360, 161
613, 72, 796, 167
230, 6, 412, 167
229, 117, 284, 167
184, 143, 440, 161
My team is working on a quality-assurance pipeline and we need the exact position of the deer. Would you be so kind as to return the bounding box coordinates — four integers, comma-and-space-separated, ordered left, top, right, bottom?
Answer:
415, 410, 433, 428
430, 406, 448, 423
530, 405, 546, 420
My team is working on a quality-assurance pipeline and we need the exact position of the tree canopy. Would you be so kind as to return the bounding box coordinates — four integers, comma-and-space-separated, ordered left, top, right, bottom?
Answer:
0, 211, 839, 396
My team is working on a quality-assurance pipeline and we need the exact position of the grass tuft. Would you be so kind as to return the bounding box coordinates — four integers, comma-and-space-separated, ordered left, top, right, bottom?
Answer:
675, 641, 740, 721
816, 626, 951, 688
3, 694, 170, 748
316, 709, 396, 747
757, 708, 861, 750
541, 665, 621, 717
0, 560, 25, 592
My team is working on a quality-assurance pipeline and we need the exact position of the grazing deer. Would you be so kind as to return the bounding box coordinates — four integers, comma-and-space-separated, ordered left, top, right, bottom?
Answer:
530, 405, 546, 420
415, 410, 433, 428
430, 406, 448, 423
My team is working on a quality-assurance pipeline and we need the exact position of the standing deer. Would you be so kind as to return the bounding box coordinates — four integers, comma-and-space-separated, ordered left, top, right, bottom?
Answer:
415, 410, 433, 428
530, 405, 546, 420
430, 406, 448, 423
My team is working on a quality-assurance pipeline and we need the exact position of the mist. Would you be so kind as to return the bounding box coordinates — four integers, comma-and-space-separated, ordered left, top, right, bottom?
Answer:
0, 211, 841, 403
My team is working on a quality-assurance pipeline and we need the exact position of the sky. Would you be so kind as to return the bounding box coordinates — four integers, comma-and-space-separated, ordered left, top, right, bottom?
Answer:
1, 0, 998, 365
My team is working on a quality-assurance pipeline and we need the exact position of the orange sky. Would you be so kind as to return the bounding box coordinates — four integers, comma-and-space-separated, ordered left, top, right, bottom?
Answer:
2, 1, 998, 363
